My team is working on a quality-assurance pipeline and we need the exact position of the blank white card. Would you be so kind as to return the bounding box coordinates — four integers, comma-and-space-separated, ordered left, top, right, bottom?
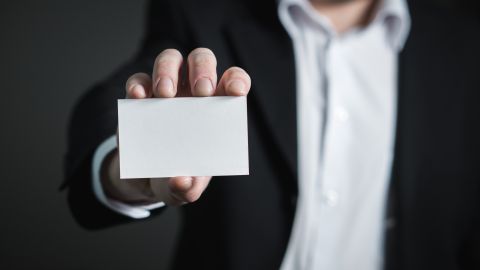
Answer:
117, 96, 249, 179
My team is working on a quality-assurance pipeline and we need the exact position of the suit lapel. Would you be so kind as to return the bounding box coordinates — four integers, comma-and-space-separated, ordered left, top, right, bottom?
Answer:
225, 18, 298, 178
181, 0, 298, 178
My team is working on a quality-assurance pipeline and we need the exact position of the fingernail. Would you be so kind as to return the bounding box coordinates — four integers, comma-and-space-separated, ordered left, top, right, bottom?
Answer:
157, 77, 174, 97
131, 84, 146, 98
194, 78, 214, 96
227, 80, 246, 95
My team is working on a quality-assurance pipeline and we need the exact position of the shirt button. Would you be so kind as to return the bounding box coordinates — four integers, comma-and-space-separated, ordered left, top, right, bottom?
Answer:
322, 190, 339, 207
335, 107, 350, 122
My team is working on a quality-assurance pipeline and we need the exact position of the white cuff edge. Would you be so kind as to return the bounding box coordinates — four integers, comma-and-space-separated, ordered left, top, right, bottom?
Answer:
91, 135, 165, 219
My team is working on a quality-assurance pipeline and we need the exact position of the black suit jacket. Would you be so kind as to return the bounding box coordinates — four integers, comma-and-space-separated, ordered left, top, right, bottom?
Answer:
64, 0, 480, 269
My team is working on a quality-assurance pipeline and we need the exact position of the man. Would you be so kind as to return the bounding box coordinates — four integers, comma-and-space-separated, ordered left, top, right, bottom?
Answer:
64, 0, 480, 269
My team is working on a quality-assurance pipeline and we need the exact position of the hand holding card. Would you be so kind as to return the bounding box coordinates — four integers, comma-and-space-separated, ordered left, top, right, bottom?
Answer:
101, 48, 251, 206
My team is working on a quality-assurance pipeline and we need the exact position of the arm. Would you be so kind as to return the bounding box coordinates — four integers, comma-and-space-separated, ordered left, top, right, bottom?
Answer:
63, 0, 189, 229
63, 1, 252, 230
92, 135, 165, 219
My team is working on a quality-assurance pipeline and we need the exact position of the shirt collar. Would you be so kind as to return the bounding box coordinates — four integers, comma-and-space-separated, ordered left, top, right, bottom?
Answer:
278, 0, 411, 51
377, 0, 411, 50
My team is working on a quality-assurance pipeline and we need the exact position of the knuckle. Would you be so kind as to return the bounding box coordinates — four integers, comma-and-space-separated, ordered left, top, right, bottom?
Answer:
155, 56, 174, 67
225, 66, 250, 81
191, 54, 216, 68
188, 48, 216, 68
125, 86, 134, 96
125, 73, 145, 92
125, 78, 134, 91
183, 190, 201, 203
125, 73, 140, 86
155, 56, 169, 67
168, 177, 191, 193
155, 49, 182, 66
227, 66, 246, 74
160, 48, 182, 59
191, 47, 214, 56
168, 182, 184, 193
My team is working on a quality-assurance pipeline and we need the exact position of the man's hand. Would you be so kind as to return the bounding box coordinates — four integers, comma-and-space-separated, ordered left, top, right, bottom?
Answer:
101, 48, 251, 206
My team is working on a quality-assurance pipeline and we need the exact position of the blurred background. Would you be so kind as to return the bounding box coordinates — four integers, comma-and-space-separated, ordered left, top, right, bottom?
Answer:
0, 1, 179, 270
0, 0, 478, 270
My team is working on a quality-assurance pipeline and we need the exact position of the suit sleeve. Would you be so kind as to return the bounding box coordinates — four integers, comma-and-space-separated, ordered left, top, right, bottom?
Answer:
62, 0, 192, 230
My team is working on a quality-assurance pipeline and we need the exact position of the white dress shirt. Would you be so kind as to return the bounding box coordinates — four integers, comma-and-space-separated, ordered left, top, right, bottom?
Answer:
92, 0, 410, 268
91, 136, 164, 218
278, 0, 410, 269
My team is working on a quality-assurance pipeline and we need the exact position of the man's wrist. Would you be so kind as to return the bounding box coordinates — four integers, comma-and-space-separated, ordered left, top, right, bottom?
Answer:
100, 149, 159, 205
91, 135, 165, 218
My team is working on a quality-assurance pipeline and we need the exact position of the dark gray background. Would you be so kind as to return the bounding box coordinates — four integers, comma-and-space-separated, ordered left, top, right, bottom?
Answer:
0, 1, 478, 270
0, 1, 179, 270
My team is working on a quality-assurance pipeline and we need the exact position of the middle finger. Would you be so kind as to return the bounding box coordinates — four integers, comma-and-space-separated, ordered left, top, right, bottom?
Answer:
187, 48, 218, 96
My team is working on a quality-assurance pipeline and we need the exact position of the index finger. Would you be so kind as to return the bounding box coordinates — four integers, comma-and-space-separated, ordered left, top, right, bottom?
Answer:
152, 49, 183, 98
125, 73, 152, 99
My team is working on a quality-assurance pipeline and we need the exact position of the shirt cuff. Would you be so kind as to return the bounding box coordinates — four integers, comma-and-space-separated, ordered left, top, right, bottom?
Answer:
91, 135, 165, 219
